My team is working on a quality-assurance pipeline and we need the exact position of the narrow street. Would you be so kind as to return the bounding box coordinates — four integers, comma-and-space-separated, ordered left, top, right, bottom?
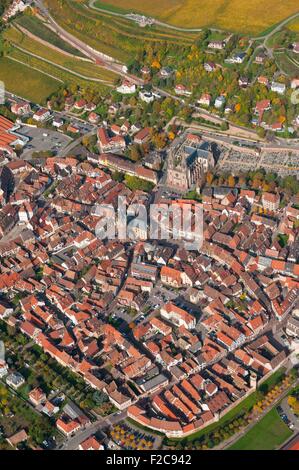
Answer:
61, 409, 127, 450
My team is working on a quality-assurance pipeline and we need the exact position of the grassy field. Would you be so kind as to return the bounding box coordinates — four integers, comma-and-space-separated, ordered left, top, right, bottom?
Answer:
4, 25, 118, 83
274, 51, 299, 76
0, 56, 60, 103
15, 14, 84, 57
96, 1, 299, 34
229, 408, 292, 450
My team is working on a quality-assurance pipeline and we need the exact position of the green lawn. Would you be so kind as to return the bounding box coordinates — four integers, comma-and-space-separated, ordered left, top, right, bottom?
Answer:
258, 368, 286, 394
229, 408, 292, 450
0, 56, 60, 103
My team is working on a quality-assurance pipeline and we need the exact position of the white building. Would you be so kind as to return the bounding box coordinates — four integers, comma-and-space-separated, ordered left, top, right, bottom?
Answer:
271, 82, 286, 95
160, 302, 196, 330
139, 90, 155, 103
174, 84, 191, 96
228, 52, 246, 64
215, 95, 226, 109
208, 41, 225, 50
53, 117, 64, 128
6, 372, 25, 390
0, 360, 8, 379
198, 93, 211, 107
3, 0, 31, 22
117, 80, 136, 94
33, 108, 51, 122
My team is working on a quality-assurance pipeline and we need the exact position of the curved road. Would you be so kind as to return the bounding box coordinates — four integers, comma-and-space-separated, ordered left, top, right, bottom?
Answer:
245, 11, 299, 71
254, 11, 299, 41
89, 2, 299, 77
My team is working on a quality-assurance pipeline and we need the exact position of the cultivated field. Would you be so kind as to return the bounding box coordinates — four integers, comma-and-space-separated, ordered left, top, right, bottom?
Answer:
6, 47, 110, 93
96, 0, 299, 34
0, 57, 60, 103
288, 18, 299, 32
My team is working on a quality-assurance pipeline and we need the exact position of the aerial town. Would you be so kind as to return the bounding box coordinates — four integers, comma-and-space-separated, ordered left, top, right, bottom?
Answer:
0, 0, 298, 455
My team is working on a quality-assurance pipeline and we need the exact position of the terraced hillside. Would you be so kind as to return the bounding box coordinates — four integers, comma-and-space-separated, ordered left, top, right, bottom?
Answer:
43, 0, 200, 63
15, 14, 85, 57
3, 25, 118, 84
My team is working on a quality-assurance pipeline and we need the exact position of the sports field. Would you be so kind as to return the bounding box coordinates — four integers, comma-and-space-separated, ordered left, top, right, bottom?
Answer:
229, 408, 292, 450
0, 57, 60, 103
96, 1, 299, 33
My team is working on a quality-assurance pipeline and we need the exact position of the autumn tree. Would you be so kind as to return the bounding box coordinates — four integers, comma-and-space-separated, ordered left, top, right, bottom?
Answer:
206, 172, 214, 186
228, 175, 235, 187
129, 145, 142, 162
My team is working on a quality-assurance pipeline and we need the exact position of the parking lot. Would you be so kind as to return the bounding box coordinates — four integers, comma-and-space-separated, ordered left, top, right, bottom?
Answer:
140, 283, 177, 314
18, 126, 72, 159
278, 398, 299, 432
